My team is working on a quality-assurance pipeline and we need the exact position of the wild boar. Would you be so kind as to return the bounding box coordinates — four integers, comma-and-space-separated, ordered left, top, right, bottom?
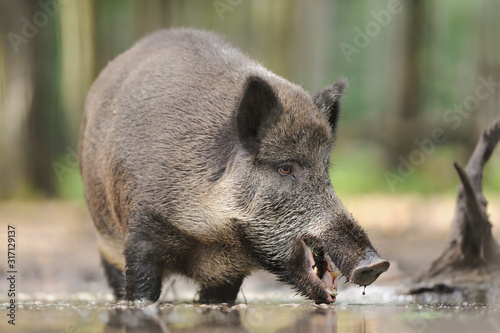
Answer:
79, 28, 389, 304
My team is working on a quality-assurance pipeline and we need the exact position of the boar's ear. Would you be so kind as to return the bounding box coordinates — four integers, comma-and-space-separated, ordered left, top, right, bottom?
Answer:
236, 76, 280, 154
313, 78, 348, 133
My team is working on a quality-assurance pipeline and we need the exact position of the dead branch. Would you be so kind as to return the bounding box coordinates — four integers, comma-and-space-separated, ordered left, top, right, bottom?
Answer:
422, 116, 500, 280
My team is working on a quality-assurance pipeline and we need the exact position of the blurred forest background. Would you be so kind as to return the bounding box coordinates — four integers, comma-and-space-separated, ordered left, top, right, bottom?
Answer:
0, 0, 499, 200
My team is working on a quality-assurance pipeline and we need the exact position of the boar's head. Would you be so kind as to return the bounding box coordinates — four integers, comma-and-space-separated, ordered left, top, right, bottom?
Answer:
229, 76, 389, 303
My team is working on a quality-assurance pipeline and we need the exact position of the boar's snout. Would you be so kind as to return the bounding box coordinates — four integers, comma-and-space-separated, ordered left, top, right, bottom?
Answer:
350, 252, 390, 286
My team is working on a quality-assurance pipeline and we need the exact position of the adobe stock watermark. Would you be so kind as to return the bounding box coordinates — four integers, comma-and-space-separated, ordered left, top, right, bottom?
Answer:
340, 0, 404, 64
243, 306, 265, 328
213, 0, 244, 21
385, 74, 500, 191
52, 145, 78, 183
7, 0, 71, 54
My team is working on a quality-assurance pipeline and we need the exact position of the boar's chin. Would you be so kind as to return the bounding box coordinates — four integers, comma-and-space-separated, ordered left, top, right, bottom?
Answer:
281, 239, 343, 304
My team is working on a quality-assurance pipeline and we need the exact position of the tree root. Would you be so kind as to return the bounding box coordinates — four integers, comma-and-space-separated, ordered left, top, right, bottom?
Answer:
413, 117, 500, 301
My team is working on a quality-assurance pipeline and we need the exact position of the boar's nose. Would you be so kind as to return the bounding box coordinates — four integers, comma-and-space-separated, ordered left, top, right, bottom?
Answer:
351, 257, 390, 286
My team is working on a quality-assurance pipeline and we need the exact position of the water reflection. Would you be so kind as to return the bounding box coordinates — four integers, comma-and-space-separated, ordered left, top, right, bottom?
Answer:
4, 299, 500, 333
104, 308, 166, 333
100, 305, 376, 333
277, 307, 338, 333
103, 306, 247, 332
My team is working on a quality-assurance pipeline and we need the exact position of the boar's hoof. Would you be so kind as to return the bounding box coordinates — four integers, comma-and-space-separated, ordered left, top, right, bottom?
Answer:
197, 277, 244, 305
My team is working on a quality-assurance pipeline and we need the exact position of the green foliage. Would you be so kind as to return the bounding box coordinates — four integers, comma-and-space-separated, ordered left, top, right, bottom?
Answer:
1, 0, 499, 200
56, 169, 84, 200
331, 143, 500, 196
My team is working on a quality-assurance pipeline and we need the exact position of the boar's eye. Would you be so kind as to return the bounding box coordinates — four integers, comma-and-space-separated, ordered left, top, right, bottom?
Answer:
277, 165, 294, 177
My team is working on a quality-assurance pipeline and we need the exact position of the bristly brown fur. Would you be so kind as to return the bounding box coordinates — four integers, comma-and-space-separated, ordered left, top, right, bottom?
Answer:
79, 28, 385, 304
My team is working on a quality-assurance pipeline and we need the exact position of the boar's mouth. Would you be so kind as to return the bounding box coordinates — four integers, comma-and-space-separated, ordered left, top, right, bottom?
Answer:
300, 239, 341, 304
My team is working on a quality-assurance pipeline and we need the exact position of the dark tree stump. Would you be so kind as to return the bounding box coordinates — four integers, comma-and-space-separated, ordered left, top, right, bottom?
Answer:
413, 117, 500, 300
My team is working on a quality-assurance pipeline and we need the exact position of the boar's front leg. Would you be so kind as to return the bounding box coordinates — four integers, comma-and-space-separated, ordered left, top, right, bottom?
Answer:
101, 256, 126, 300
124, 234, 164, 302
197, 277, 244, 304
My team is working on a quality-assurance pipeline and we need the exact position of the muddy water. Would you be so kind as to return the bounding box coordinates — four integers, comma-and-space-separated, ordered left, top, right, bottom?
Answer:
2, 292, 500, 333
2, 201, 500, 332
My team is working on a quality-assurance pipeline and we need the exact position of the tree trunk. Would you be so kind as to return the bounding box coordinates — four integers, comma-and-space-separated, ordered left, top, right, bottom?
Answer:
385, 0, 426, 167
0, 0, 32, 198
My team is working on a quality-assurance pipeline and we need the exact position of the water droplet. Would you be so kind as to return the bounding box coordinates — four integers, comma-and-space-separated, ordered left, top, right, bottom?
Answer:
362, 286, 366, 296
